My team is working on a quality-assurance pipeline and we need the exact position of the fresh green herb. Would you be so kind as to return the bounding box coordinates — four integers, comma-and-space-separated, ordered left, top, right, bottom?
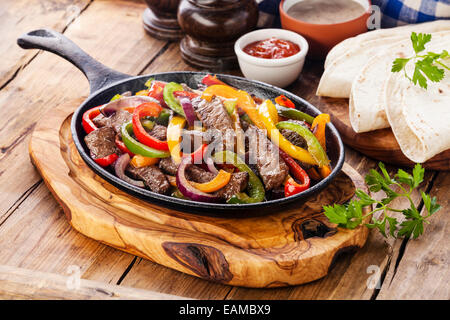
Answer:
323, 162, 441, 239
391, 32, 449, 89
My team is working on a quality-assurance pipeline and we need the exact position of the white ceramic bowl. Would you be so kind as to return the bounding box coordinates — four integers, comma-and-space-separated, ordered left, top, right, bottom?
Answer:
234, 28, 309, 88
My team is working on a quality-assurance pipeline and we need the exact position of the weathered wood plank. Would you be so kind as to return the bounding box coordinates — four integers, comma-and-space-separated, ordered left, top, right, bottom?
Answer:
0, 0, 91, 88
0, 182, 135, 283
0, 0, 166, 219
119, 258, 232, 300
0, 264, 186, 300
376, 172, 449, 300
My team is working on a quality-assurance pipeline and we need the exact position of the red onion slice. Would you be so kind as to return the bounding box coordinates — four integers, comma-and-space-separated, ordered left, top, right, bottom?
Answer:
176, 156, 221, 203
114, 153, 145, 188
100, 96, 160, 117
179, 97, 197, 127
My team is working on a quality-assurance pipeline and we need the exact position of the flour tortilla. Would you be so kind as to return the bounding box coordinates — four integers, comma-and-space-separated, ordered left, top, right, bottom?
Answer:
349, 32, 449, 133
317, 20, 450, 98
383, 41, 450, 163
325, 20, 450, 69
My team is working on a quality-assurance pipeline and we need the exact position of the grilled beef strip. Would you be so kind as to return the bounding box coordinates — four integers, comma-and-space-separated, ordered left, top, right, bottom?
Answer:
212, 171, 248, 200
245, 125, 289, 190
107, 109, 133, 134
92, 114, 109, 128
159, 157, 178, 175
84, 127, 119, 159
279, 119, 309, 149
148, 124, 167, 141
126, 165, 170, 195
192, 96, 236, 151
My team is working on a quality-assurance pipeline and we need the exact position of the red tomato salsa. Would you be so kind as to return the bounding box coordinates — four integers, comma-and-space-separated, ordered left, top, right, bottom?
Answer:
243, 37, 300, 59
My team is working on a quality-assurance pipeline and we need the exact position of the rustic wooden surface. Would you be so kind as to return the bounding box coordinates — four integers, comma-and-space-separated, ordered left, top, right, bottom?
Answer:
0, 0, 448, 299
29, 104, 370, 288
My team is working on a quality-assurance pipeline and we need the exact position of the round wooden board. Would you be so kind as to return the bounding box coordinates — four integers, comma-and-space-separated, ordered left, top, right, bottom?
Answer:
29, 102, 370, 288
293, 61, 450, 171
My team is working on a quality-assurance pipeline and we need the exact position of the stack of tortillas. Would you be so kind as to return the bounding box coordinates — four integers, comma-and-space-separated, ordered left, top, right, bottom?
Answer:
317, 20, 450, 163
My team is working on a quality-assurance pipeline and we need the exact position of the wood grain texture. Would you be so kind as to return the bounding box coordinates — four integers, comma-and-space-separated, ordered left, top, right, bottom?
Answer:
0, 265, 185, 300
29, 103, 370, 288
0, 0, 91, 88
292, 61, 450, 171
376, 171, 450, 300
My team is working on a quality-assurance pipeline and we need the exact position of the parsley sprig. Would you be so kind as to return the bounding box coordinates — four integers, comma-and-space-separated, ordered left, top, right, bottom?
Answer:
324, 163, 441, 239
391, 32, 449, 89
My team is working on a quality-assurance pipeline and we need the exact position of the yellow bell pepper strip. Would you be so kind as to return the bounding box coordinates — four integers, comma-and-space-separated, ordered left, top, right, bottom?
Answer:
276, 120, 330, 167
311, 113, 330, 152
130, 154, 160, 168
257, 100, 317, 165
121, 122, 170, 158
135, 89, 149, 96
190, 170, 232, 193
311, 113, 332, 178
201, 85, 265, 129
167, 115, 186, 164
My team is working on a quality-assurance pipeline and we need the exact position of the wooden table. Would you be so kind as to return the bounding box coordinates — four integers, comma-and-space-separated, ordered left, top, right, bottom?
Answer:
0, 0, 448, 300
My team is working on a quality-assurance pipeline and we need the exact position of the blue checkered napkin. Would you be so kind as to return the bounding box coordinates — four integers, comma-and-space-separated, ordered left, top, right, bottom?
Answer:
372, 0, 450, 28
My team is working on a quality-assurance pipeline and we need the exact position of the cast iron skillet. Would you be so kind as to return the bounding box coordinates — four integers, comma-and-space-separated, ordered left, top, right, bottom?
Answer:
17, 29, 345, 216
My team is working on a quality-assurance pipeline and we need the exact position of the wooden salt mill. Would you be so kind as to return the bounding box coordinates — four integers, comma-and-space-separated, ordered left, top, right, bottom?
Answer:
143, 0, 183, 41
177, 0, 259, 71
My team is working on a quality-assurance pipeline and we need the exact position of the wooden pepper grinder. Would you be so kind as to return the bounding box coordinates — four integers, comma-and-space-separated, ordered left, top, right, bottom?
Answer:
143, 0, 183, 41
177, 0, 259, 71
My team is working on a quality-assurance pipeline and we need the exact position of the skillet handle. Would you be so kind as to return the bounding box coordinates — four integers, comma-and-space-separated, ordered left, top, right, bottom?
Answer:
17, 29, 132, 93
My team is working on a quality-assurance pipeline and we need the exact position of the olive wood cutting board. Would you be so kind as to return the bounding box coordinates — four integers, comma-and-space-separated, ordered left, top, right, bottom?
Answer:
28, 101, 370, 288
293, 61, 450, 171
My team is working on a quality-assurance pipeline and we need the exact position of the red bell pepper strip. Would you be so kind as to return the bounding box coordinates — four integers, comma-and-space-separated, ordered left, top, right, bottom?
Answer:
94, 153, 118, 167
201, 74, 227, 87
275, 95, 296, 109
279, 149, 311, 187
147, 81, 167, 107
82, 106, 102, 134
284, 175, 310, 197
132, 102, 169, 151
173, 91, 199, 100
115, 135, 134, 157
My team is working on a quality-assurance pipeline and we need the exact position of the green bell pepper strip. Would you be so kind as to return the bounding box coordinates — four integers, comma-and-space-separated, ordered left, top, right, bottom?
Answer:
163, 82, 185, 117
276, 121, 330, 167
213, 151, 265, 204
276, 105, 314, 124
121, 122, 170, 158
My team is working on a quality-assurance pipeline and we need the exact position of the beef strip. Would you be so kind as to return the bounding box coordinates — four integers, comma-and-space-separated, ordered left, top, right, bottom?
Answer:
185, 165, 215, 183
107, 109, 132, 134
92, 114, 109, 128
192, 96, 235, 151
246, 125, 289, 190
84, 127, 118, 159
279, 120, 309, 149
159, 157, 178, 175
213, 171, 248, 200
148, 124, 167, 141
126, 165, 170, 195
